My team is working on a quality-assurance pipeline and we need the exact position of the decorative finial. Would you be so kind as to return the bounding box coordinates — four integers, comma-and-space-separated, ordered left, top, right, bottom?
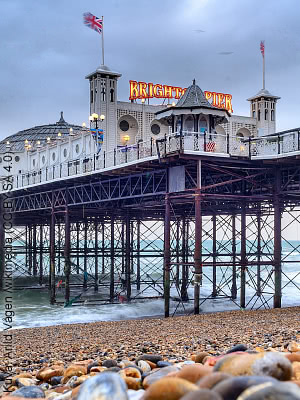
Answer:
193, 79, 196, 85
57, 111, 66, 124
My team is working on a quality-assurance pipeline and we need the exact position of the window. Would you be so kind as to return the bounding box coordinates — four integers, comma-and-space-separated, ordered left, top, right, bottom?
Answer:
110, 89, 114, 102
101, 87, 106, 101
271, 110, 275, 121
265, 109, 268, 120
75, 144, 80, 154
0, 157, 2, 163
52, 152, 56, 161
252, 111, 256, 118
63, 148, 67, 157
258, 110, 261, 121
90, 90, 93, 104
42, 156, 45, 164
151, 124, 160, 135
33, 159, 36, 167
120, 120, 129, 132
15, 156, 20, 162
199, 117, 207, 133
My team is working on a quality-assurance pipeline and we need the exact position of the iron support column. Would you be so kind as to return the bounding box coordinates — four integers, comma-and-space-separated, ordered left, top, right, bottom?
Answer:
240, 202, 246, 308
212, 214, 217, 297
231, 214, 237, 299
39, 225, 43, 285
32, 225, 37, 276
136, 219, 141, 291
64, 201, 71, 303
194, 190, 202, 314
50, 205, 56, 305
125, 214, 131, 301
102, 222, 105, 274
164, 194, 171, 317
257, 208, 262, 296
274, 167, 282, 308
83, 221, 88, 289
181, 217, 188, 301
94, 221, 99, 291
110, 216, 115, 301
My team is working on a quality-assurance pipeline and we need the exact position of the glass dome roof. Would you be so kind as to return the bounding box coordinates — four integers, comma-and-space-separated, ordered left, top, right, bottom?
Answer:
0, 112, 85, 153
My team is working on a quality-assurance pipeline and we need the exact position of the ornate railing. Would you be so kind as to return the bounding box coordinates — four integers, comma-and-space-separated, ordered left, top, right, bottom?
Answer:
8, 128, 300, 190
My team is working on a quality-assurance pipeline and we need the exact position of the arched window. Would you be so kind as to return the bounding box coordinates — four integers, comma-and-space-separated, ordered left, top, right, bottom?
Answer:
199, 117, 207, 133
265, 109, 268, 120
184, 116, 194, 132
110, 89, 114, 102
271, 110, 275, 121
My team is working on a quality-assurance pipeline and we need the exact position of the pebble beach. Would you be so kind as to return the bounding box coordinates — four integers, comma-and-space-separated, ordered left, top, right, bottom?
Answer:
1, 307, 300, 399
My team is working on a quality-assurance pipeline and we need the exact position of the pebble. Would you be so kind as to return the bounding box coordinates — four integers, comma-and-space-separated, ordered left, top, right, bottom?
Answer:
77, 372, 128, 400
237, 381, 300, 400
10, 385, 46, 398
136, 355, 162, 364
214, 352, 293, 380
181, 388, 223, 400
142, 377, 198, 400
15, 378, 36, 388
213, 376, 278, 400
137, 360, 151, 374
156, 361, 172, 368
226, 344, 248, 354
191, 352, 210, 364
143, 366, 180, 389
175, 364, 212, 383
102, 359, 118, 368
50, 376, 62, 385
197, 372, 232, 389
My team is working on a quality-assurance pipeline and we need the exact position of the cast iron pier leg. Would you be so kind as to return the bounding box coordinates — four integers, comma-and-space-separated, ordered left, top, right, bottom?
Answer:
164, 194, 171, 317
194, 190, 202, 314
136, 218, 141, 291
110, 216, 115, 301
125, 214, 131, 301
64, 202, 71, 303
257, 208, 262, 296
240, 202, 246, 308
274, 167, 282, 308
50, 204, 56, 305
39, 225, 43, 285
94, 220, 99, 291
212, 214, 217, 297
83, 220, 88, 289
231, 214, 237, 299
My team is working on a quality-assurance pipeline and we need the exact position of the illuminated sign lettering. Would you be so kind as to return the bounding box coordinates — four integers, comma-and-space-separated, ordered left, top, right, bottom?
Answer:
129, 80, 233, 113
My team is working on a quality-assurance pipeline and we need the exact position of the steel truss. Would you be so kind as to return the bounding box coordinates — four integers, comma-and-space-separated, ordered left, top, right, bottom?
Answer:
1, 156, 300, 317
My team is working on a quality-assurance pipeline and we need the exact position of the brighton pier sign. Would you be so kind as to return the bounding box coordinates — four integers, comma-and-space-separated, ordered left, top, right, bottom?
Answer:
129, 80, 233, 113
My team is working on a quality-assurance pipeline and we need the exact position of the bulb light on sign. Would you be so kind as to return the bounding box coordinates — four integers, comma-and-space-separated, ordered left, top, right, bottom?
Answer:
129, 80, 233, 113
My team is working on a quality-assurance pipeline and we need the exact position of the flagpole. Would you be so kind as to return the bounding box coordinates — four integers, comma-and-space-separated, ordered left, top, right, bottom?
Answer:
101, 15, 105, 65
263, 51, 265, 90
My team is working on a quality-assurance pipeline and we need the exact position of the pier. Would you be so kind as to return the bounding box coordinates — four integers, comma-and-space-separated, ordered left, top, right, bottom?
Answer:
1, 128, 300, 316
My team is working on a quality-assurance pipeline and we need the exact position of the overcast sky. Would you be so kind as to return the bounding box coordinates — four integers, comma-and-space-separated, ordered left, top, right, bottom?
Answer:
1, 0, 300, 140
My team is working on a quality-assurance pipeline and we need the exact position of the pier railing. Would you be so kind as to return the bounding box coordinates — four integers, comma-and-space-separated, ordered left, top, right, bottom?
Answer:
7, 128, 300, 190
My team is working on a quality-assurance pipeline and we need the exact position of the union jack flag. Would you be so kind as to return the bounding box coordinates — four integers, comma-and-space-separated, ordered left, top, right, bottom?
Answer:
83, 12, 102, 34
260, 40, 265, 57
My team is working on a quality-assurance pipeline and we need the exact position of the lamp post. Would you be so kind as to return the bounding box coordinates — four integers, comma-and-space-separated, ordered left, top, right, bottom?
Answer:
89, 113, 105, 129
89, 113, 105, 154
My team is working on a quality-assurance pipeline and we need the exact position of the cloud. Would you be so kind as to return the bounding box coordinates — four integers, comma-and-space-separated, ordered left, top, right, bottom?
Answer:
1, 0, 300, 139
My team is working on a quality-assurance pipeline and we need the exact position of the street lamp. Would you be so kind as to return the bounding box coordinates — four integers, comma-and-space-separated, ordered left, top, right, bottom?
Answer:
124, 135, 130, 143
89, 113, 105, 129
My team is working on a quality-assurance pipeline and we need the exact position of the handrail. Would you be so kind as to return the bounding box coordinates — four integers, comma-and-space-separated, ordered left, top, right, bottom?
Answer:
5, 129, 300, 191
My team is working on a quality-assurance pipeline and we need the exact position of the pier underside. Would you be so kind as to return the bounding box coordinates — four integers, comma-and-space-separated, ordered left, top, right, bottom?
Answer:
1, 154, 300, 316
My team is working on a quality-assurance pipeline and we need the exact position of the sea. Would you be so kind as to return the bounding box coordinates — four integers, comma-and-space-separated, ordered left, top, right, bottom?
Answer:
1, 240, 299, 331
